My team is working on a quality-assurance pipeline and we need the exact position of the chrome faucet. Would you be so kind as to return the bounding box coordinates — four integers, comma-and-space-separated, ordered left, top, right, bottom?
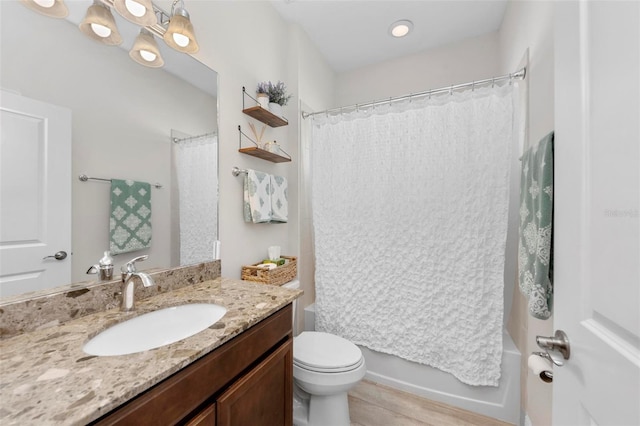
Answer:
120, 255, 154, 312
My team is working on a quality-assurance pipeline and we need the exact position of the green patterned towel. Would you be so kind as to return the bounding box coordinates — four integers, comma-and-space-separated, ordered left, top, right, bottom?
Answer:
270, 174, 288, 223
110, 179, 152, 255
243, 170, 272, 223
518, 132, 554, 319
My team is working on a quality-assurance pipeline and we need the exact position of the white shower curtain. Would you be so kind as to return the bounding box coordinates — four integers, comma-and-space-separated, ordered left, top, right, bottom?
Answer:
173, 134, 218, 265
310, 85, 516, 387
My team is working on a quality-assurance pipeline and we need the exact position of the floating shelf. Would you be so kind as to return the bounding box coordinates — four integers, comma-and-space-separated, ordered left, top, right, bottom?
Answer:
242, 87, 289, 127
238, 147, 291, 163
237, 125, 292, 163
242, 106, 288, 128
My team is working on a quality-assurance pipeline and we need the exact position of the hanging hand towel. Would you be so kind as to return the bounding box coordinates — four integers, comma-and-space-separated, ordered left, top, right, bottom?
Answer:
518, 132, 554, 319
243, 169, 272, 223
110, 179, 152, 255
270, 174, 288, 223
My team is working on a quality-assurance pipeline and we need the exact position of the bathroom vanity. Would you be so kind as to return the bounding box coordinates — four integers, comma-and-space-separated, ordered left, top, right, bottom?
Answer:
0, 276, 302, 425
93, 305, 293, 425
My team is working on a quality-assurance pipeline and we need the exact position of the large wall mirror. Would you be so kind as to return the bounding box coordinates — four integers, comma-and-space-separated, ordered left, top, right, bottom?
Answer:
0, 1, 218, 298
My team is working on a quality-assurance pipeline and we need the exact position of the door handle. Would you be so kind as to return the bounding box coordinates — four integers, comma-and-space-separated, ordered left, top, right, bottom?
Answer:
43, 250, 68, 260
536, 330, 570, 366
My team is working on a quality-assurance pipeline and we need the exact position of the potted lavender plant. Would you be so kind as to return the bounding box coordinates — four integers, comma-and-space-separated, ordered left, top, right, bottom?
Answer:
256, 82, 270, 110
257, 81, 292, 117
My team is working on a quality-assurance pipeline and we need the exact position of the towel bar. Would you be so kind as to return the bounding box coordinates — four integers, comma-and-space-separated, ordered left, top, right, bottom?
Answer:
79, 174, 162, 189
232, 167, 249, 177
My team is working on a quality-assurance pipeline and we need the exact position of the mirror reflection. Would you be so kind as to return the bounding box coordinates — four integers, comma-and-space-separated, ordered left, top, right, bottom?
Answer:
0, 0, 218, 298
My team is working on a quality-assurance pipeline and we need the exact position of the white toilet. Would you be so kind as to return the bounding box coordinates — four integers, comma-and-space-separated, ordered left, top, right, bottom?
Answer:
283, 280, 366, 426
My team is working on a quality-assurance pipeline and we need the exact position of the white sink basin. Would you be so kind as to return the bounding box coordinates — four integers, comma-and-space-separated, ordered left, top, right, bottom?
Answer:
83, 303, 227, 356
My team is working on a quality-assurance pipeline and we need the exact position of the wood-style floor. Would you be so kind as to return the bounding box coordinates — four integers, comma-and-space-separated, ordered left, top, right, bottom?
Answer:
348, 380, 514, 426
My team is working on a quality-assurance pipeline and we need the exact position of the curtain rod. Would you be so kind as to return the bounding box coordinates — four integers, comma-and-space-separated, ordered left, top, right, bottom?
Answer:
173, 131, 217, 143
301, 67, 526, 119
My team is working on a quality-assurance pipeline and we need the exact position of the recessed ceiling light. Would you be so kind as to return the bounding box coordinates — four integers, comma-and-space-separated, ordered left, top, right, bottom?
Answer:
389, 19, 413, 38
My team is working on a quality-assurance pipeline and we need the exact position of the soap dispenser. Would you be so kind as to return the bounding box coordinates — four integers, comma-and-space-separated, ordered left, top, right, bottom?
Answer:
86, 251, 114, 281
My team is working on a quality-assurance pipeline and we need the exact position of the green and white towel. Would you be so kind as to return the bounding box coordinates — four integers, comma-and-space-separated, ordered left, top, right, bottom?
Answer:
518, 132, 554, 319
270, 174, 288, 223
244, 170, 272, 223
110, 179, 152, 255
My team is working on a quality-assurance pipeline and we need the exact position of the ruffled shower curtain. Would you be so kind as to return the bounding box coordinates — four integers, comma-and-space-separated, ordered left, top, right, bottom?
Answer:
173, 134, 218, 265
310, 85, 516, 386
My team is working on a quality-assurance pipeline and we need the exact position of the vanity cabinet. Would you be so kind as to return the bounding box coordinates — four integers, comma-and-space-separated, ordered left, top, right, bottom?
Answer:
91, 304, 293, 426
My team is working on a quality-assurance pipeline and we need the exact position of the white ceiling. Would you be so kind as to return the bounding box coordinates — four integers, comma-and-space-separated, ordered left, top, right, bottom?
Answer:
271, 0, 509, 73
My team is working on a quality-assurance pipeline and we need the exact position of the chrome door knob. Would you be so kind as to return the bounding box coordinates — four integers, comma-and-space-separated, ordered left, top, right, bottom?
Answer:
43, 250, 67, 260
536, 330, 570, 366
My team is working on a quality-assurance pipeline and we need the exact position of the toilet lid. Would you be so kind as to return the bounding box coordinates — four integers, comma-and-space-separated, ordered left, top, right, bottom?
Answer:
294, 332, 363, 372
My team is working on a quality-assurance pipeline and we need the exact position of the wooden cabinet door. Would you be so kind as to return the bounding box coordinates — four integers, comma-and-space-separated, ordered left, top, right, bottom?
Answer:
185, 404, 216, 426
217, 339, 293, 426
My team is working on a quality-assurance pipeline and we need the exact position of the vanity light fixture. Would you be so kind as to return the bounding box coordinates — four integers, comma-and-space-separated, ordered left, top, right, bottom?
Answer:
389, 19, 413, 38
163, 0, 199, 53
20, 0, 68, 18
129, 29, 164, 68
113, 0, 156, 27
79, 1, 123, 45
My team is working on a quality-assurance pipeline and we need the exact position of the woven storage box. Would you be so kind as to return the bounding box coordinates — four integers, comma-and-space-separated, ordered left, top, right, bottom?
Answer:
241, 256, 297, 286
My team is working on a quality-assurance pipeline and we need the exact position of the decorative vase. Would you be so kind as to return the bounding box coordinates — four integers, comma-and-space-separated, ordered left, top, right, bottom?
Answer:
268, 102, 283, 117
257, 93, 269, 109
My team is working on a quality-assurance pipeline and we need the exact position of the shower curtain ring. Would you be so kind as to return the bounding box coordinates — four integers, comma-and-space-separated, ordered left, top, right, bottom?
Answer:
492, 77, 496, 88
449, 85, 453, 95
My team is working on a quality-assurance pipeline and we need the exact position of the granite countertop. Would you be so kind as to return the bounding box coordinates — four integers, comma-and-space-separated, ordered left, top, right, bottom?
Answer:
0, 277, 302, 425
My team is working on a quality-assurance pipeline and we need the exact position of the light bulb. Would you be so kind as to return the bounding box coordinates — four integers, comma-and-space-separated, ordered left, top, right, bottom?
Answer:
124, 0, 146, 17
33, 0, 55, 7
140, 50, 157, 62
389, 20, 413, 38
91, 23, 112, 38
173, 33, 189, 47
391, 24, 410, 37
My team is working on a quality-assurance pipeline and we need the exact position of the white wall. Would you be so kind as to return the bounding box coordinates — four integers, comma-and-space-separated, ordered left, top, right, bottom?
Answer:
162, 1, 335, 288
0, 2, 216, 283
499, 2, 555, 426
335, 32, 501, 106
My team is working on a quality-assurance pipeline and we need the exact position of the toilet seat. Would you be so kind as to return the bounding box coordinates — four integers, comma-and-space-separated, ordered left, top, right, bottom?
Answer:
294, 331, 363, 373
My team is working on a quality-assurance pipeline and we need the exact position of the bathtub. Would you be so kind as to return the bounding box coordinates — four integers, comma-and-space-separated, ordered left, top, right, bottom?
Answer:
303, 303, 520, 425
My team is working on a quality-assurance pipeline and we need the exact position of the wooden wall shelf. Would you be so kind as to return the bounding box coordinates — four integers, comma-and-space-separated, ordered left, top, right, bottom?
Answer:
237, 125, 292, 163
238, 147, 291, 163
242, 106, 288, 128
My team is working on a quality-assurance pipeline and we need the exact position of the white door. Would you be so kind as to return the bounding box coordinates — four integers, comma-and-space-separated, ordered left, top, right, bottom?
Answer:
554, 1, 639, 425
0, 91, 72, 297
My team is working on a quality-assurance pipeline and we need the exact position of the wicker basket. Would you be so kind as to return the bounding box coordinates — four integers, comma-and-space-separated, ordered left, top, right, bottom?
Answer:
241, 256, 297, 286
